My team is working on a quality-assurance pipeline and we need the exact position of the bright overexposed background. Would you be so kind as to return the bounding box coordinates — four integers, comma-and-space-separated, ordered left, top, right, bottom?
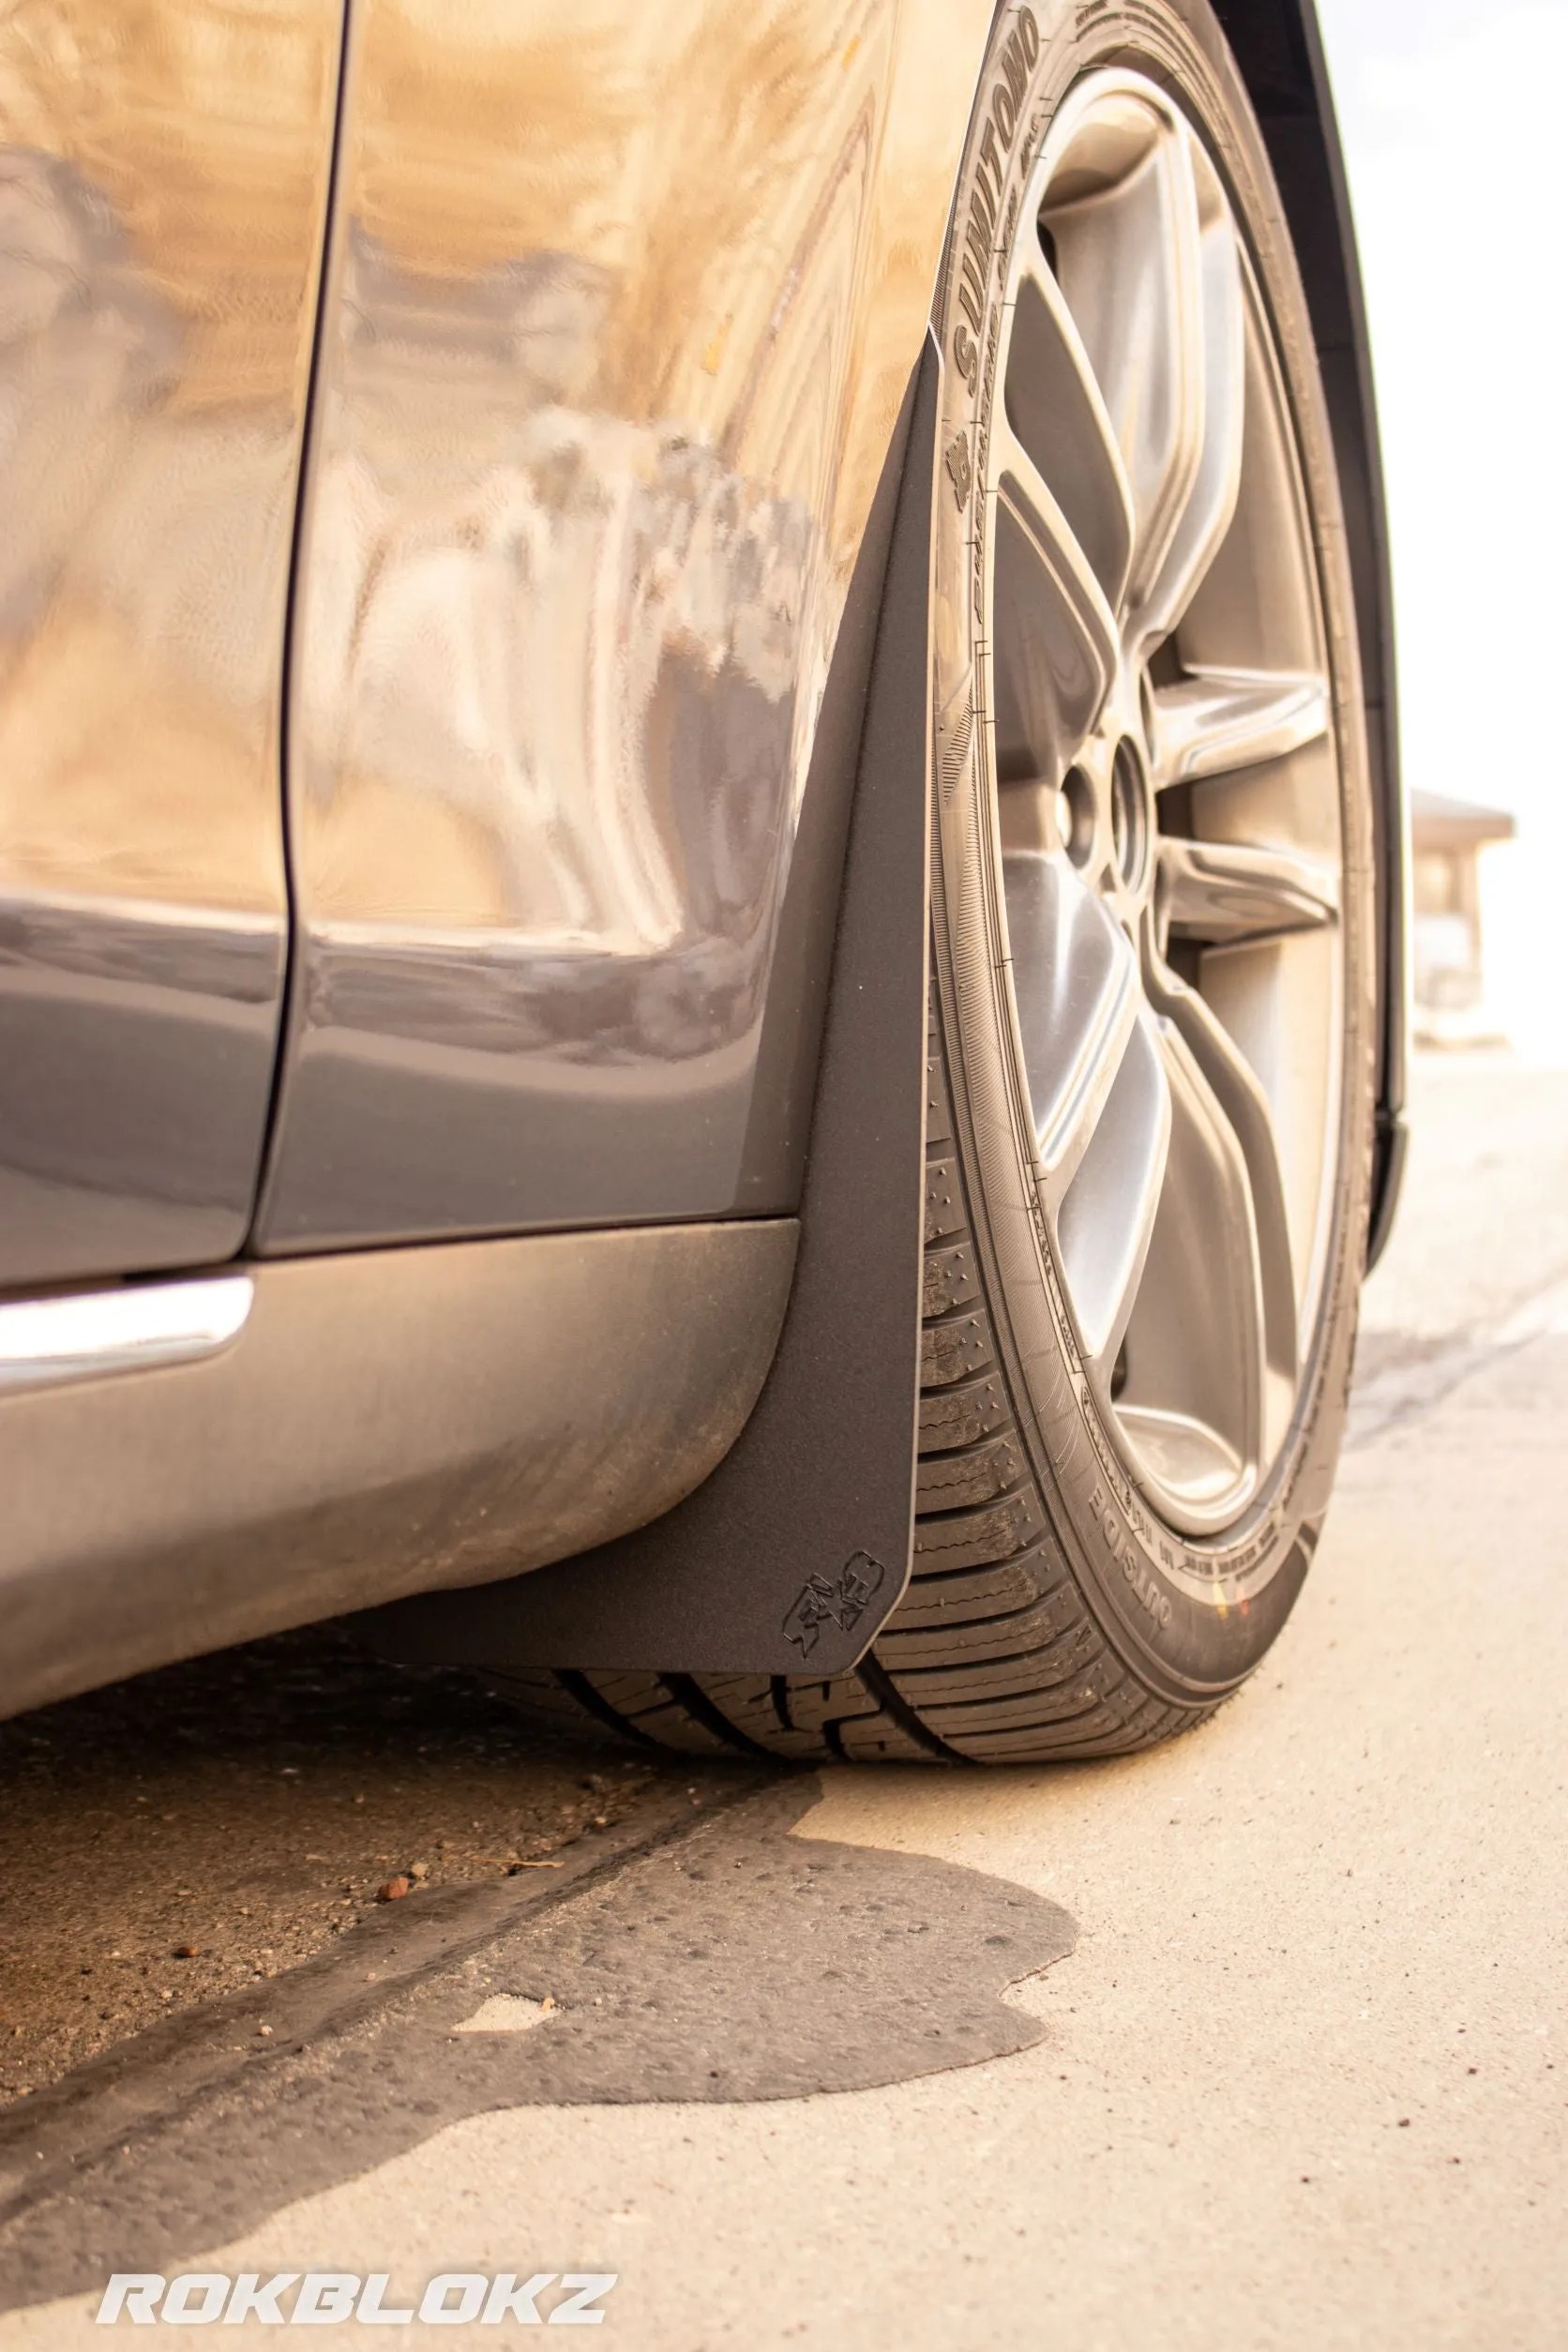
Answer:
1316, 0, 1568, 1064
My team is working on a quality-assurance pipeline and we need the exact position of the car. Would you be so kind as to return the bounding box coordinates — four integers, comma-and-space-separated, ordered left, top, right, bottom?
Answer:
0, 0, 1405, 1763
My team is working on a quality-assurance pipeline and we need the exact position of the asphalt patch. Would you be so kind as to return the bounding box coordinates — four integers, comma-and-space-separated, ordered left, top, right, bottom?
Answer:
0, 1776, 1076, 2311
0, 1624, 698, 2103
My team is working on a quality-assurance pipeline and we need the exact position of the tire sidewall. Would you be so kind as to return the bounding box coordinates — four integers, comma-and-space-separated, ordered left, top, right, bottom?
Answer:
927, 0, 1378, 1700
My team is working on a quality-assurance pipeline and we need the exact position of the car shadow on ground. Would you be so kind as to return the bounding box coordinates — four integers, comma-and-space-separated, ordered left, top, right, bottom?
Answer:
0, 1772, 1076, 2311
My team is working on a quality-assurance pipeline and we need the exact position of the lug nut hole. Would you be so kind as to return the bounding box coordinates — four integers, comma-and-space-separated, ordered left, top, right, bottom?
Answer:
1110, 738, 1149, 887
1056, 767, 1095, 867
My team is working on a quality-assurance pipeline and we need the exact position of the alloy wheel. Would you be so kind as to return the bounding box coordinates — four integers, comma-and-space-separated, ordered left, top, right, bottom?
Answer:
988, 70, 1344, 1536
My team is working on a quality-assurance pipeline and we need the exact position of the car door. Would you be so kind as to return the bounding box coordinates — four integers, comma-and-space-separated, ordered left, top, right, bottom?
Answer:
0, 0, 345, 1289
256, 0, 994, 1253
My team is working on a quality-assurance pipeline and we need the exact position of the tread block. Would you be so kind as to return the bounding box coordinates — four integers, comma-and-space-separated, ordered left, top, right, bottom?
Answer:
944, 1716, 1158, 1760
784, 1672, 891, 1735
920, 1310, 995, 1388
916, 1660, 1131, 1735
888, 1622, 1107, 1710
924, 1154, 967, 1244
918, 1370, 1011, 1454
923, 1241, 980, 1319
688, 1675, 832, 1760
915, 1429, 1029, 1512
837, 1709, 942, 1762
926, 1043, 954, 1148
581, 1672, 735, 1756
947, 1692, 1204, 1758
688, 1674, 786, 1742
894, 1545, 1067, 1621
876, 1584, 1080, 1668
913, 1485, 1046, 1573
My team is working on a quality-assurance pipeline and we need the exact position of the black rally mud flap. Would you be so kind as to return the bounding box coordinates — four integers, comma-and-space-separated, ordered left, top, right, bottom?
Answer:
354, 340, 940, 1681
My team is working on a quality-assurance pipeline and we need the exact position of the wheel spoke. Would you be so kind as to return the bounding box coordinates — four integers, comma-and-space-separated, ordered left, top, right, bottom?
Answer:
990, 416, 1120, 781
1152, 666, 1330, 782
1114, 1022, 1267, 1500
1143, 949, 1299, 1437
1005, 251, 1137, 611
1156, 834, 1338, 945
1003, 852, 1142, 1199
1133, 138, 1246, 646
1055, 1003, 1170, 1370
1046, 103, 1205, 611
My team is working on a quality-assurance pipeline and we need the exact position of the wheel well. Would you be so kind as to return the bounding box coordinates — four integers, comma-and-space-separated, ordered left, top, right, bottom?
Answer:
1209, 0, 1407, 1264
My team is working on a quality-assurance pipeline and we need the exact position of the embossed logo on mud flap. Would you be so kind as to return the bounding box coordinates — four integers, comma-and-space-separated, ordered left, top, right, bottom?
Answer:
782, 1551, 886, 1659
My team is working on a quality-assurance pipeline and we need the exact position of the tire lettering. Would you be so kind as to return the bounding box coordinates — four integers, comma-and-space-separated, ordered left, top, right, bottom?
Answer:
971, 166, 997, 245
958, 254, 985, 333
999, 24, 1031, 111
1001, 188, 1019, 280
992, 81, 1017, 149
978, 117, 1004, 208
1089, 1485, 1172, 1626
965, 205, 992, 286
952, 15, 1038, 415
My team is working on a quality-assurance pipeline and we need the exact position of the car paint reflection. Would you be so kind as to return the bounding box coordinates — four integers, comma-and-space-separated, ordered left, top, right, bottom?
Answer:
261, 0, 990, 1247
0, 2, 341, 1287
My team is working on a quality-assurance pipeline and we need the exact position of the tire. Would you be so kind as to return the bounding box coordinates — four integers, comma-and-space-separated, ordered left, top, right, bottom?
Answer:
495, 0, 1377, 1765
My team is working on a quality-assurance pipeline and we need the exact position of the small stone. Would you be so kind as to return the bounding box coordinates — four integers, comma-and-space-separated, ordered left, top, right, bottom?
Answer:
173, 1945, 201, 1960
1397, 2118, 1410, 2128
377, 1876, 411, 1902
257, 2024, 273, 2038
409, 1862, 430, 1883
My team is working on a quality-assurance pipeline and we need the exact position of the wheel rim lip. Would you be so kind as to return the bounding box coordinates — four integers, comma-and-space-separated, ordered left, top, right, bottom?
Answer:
981, 68, 1346, 1543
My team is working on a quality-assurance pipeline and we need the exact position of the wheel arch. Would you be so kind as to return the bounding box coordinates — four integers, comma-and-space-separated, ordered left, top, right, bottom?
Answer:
1209, 0, 1408, 1263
